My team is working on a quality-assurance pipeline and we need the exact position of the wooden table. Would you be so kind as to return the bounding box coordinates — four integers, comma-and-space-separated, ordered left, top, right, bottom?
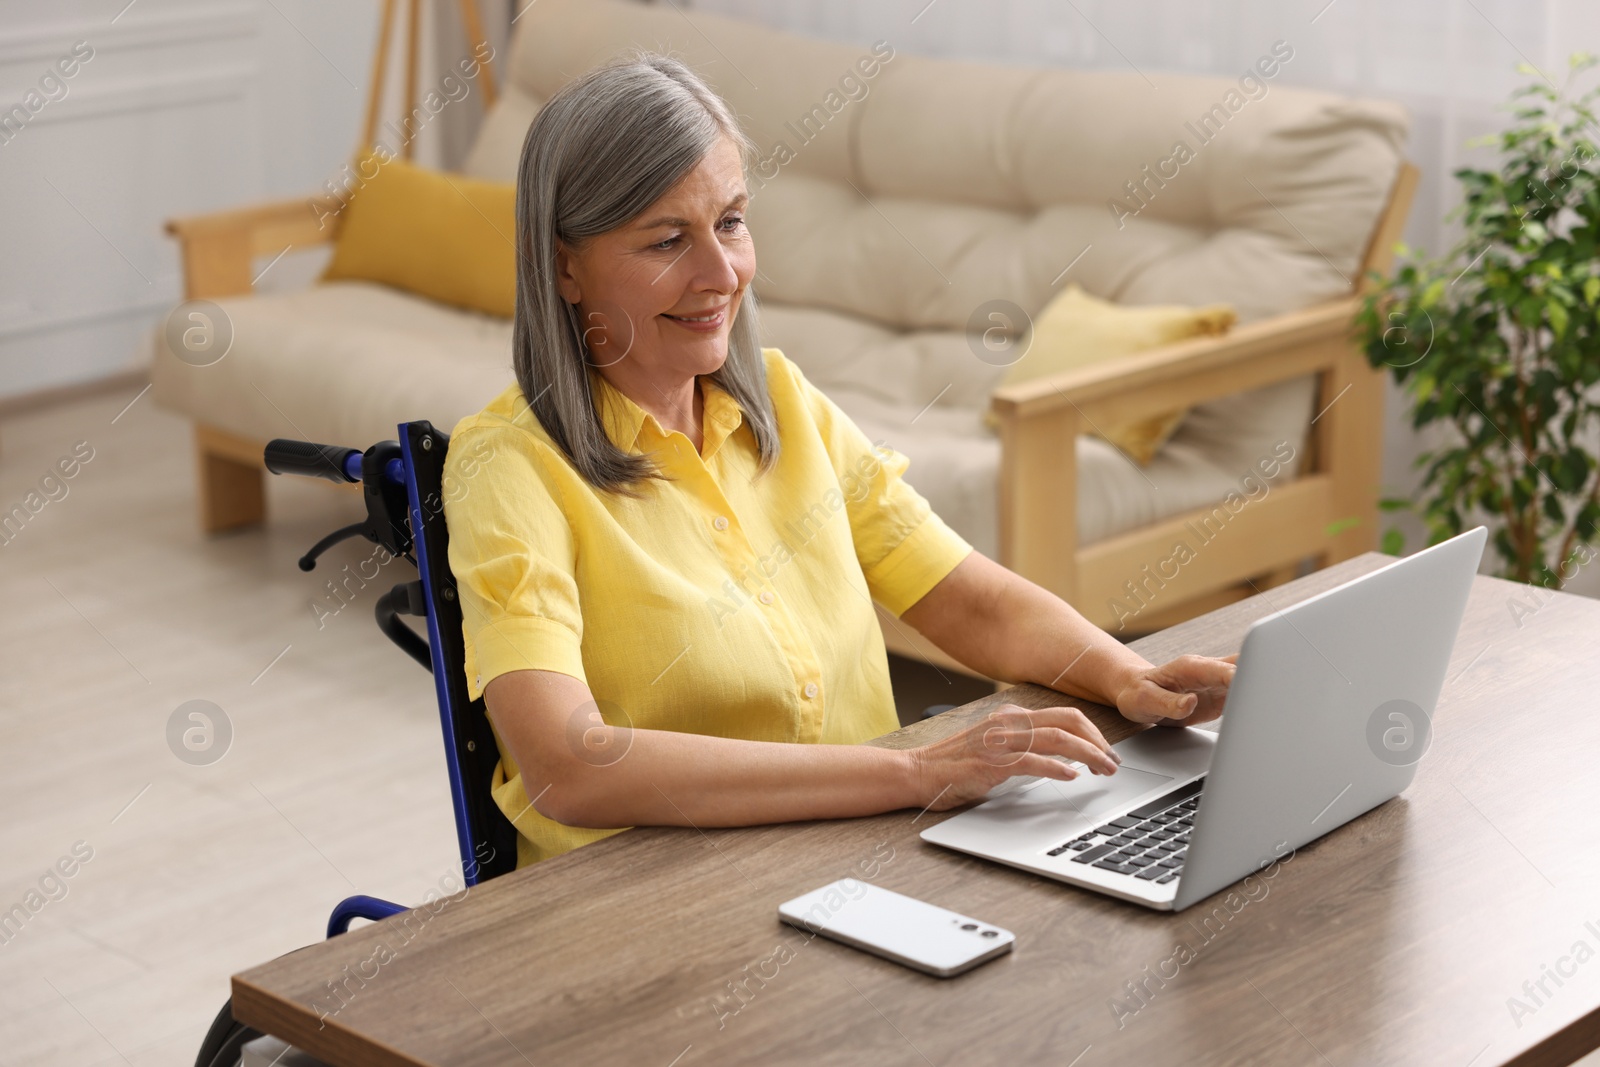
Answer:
233, 554, 1600, 1066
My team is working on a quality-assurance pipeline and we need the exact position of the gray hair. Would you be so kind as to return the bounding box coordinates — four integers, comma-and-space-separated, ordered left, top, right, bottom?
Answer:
511, 53, 778, 493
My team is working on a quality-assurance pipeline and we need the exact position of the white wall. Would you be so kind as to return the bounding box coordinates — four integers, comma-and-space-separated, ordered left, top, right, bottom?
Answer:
0, 0, 379, 401
0, 0, 508, 404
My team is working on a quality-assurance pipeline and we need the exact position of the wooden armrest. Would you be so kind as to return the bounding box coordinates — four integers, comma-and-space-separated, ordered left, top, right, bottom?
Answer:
164, 195, 344, 300
984, 164, 1409, 614
165, 195, 343, 250
988, 297, 1361, 429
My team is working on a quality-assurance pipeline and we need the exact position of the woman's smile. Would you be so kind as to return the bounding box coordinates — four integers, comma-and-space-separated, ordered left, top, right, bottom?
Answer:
661, 304, 727, 331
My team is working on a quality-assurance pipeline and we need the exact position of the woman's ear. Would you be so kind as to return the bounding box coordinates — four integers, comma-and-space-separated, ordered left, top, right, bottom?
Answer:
554, 239, 583, 305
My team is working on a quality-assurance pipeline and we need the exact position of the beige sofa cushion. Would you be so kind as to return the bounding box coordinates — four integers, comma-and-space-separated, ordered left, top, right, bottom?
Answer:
468, 0, 1407, 331
460, 83, 540, 183
150, 282, 514, 449
146, 282, 1308, 553
759, 301, 1312, 555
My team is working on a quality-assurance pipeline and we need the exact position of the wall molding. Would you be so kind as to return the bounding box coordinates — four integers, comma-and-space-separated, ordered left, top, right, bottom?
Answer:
0, 0, 371, 400
7, 66, 258, 130
0, 3, 257, 67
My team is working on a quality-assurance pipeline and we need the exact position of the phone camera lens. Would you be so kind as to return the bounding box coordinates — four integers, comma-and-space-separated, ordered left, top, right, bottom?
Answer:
981, 929, 999, 938
960, 922, 978, 931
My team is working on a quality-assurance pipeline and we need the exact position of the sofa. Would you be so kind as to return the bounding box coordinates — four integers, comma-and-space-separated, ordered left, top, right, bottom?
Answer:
151, 0, 1414, 673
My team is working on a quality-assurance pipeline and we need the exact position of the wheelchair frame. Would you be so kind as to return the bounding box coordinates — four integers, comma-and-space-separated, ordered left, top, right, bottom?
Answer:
195, 420, 518, 1067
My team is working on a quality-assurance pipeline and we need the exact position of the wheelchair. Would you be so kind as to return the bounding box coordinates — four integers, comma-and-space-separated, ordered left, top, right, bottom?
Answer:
194, 421, 519, 1067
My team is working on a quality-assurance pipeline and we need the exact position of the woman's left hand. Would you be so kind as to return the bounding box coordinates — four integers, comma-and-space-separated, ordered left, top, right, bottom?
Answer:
1114, 654, 1238, 728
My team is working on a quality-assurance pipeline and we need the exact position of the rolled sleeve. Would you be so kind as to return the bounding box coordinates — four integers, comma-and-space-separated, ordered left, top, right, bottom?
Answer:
443, 422, 587, 701
862, 508, 973, 616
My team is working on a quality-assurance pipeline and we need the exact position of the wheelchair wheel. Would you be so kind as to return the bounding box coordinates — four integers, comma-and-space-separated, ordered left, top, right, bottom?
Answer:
195, 997, 261, 1067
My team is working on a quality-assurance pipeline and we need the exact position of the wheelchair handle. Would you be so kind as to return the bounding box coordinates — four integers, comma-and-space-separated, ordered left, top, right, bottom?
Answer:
265, 437, 413, 571
265, 438, 406, 485
264, 439, 362, 483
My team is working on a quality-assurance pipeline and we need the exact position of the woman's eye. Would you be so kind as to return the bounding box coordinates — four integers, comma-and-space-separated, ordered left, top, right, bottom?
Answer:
650, 217, 741, 251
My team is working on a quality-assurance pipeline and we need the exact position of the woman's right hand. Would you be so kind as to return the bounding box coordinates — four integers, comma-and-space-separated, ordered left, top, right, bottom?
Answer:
907, 703, 1122, 812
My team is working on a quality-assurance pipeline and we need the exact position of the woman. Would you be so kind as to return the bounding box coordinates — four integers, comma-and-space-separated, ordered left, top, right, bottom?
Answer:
444, 54, 1235, 869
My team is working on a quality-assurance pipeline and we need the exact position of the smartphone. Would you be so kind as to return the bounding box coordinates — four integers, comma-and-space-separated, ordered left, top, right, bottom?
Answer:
777, 880, 1015, 978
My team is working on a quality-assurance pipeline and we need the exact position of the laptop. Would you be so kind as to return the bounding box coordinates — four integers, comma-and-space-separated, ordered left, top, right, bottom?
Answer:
921, 527, 1487, 912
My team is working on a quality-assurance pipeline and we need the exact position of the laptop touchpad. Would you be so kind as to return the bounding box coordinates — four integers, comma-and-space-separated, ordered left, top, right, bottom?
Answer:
1018, 766, 1174, 823
954, 766, 1176, 851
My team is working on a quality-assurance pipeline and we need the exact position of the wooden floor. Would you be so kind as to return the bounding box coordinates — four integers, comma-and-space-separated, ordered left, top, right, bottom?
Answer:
0, 385, 458, 1065
0, 383, 989, 1067
5, 383, 1599, 1067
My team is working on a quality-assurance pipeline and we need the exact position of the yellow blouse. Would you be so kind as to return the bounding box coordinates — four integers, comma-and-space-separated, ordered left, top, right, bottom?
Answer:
443, 348, 973, 867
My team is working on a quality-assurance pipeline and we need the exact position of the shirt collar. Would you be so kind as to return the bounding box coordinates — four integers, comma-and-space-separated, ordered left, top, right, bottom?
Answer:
589, 369, 745, 460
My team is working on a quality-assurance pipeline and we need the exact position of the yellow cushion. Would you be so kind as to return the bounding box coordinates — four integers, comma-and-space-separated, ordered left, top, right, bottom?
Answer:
986, 285, 1236, 465
321, 156, 516, 318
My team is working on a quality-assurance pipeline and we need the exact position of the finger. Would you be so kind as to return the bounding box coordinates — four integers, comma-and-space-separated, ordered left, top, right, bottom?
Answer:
1221, 653, 1240, 665
1156, 654, 1236, 690
1023, 705, 1115, 756
1006, 751, 1084, 783
969, 715, 1041, 767
1124, 683, 1197, 725
1030, 727, 1119, 774
1160, 688, 1199, 720
1156, 702, 1223, 728
1187, 654, 1237, 687
979, 707, 1102, 768
982, 705, 1037, 736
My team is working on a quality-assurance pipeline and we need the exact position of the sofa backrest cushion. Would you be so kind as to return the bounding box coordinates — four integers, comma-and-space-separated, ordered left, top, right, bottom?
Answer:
462, 0, 1407, 336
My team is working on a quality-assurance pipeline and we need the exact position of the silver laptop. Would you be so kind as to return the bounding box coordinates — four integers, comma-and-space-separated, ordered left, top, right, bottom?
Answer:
921, 527, 1487, 912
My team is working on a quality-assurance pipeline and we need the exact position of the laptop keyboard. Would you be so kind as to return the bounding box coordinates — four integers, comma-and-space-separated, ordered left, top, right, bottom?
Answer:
1045, 777, 1206, 885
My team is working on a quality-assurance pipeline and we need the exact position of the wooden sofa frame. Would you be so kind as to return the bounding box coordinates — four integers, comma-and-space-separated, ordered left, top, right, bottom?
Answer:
164, 163, 1417, 678
886, 163, 1419, 676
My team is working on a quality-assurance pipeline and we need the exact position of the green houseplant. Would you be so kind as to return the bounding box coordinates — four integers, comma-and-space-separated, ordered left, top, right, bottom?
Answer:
1359, 55, 1600, 588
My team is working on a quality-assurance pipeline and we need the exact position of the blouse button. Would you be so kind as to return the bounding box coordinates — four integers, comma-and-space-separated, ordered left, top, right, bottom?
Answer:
712, 515, 729, 531
803, 682, 819, 699
758, 590, 774, 605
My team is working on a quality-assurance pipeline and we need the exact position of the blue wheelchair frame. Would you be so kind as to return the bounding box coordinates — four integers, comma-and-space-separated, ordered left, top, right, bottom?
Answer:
195, 421, 516, 1066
